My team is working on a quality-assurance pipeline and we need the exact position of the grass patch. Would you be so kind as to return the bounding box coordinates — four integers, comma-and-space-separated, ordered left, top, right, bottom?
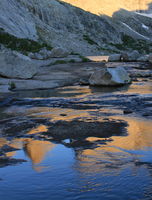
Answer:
83, 35, 98, 45
53, 60, 67, 65
110, 35, 152, 54
69, 59, 76, 63
79, 56, 91, 62
9, 82, 16, 90
0, 29, 52, 54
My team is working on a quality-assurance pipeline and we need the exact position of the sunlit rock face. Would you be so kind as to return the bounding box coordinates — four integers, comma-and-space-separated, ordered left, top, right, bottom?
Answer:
63, 0, 152, 16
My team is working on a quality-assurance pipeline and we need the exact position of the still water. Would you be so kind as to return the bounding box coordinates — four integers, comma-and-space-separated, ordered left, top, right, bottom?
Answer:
0, 81, 152, 200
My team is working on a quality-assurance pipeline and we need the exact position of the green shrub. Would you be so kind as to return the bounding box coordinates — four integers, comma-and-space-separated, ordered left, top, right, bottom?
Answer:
79, 56, 91, 62
69, 59, 76, 63
83, 35, 98, 45
109, 34, 151, 53
9, 82, 16, 90
0, 29, 52, 54
53, 60, 67, 65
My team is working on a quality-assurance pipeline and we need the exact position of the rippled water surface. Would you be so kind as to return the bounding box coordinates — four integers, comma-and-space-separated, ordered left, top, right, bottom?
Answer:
0, 80, 152, 200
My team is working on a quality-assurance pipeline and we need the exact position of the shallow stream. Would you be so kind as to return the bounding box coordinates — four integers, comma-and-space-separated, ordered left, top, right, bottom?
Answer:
0, 79, 152, 200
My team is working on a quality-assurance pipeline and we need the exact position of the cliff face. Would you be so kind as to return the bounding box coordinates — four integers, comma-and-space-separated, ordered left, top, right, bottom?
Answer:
62, 0, 152, 16
0, 0, 152, 55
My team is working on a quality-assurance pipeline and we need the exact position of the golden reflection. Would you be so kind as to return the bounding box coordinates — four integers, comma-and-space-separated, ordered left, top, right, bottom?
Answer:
83, 118, 152, 155
58, 86, 91, 94
62, 0, 152, 16
27, 125, 48, 135
76, 117, 152, 173
30, 107, 96, 122
23, 139, 55, 164
0, 136, 55, 171
0, 138, 7, 147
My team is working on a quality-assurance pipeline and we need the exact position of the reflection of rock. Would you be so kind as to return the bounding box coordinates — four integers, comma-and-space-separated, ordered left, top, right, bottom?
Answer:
89, 67, 131, 86
27, 125, 48, 135
0, 157, 26, 168
74, 118, 152, 174
23, 140, 55, 164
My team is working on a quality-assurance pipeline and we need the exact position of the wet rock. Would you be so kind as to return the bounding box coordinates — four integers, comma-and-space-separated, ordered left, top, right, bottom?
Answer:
0, 85, 10, 93
0, 50, 37, 79
60, 113, 67, 116
129, 70, 152, 78
89, 67, 131, 86
123, 109, 133, 114
148, 53, 152, 64
0, 157, 26, 168
142, 112, 152, 117
108, 54, 121, 62
0, 145, 20, 154
79, 78, 89, 85
45, 120, 128, 141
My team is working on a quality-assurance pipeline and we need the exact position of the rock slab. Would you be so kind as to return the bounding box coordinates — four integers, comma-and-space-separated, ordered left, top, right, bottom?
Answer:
0, 50, 37, 79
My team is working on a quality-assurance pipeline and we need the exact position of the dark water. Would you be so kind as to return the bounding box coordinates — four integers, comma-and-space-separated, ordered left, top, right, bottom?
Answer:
0, 80, 152, 200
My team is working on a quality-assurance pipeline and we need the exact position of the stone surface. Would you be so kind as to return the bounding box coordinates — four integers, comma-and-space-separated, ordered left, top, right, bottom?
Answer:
28, 47, 69, 60
0, 62, 105, 91
0, 50, 38, 79
89, 67, 131, 86
148, 54, 152, 63
121, 51, 140, 61
137, 55, 149, 62
108, 54, 121, 62
49, 47, 69, 58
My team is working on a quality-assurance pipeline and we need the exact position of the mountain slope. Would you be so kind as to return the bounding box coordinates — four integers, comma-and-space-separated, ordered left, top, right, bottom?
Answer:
0, 0, 152, 55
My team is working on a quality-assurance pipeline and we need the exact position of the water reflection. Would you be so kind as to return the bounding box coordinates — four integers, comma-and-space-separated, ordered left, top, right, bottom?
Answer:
0, 80, 152, 199
0, 137, 55, 172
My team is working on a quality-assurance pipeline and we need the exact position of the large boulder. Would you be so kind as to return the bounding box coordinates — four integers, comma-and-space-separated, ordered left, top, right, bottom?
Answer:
0, 50, 37, 79
148, 54, 152, 63
121, 50, 140, 61
108, 54, 121, 62
89, 67, 131, 86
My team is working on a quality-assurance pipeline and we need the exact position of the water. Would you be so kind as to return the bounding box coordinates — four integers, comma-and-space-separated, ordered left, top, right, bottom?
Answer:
0, 80, 152, 200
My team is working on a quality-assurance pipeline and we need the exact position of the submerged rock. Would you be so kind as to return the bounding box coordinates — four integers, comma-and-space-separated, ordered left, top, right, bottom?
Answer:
89, 67, 131, 86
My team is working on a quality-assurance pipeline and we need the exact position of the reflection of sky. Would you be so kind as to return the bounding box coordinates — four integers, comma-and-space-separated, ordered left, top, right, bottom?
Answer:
0, 81, 152, 199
